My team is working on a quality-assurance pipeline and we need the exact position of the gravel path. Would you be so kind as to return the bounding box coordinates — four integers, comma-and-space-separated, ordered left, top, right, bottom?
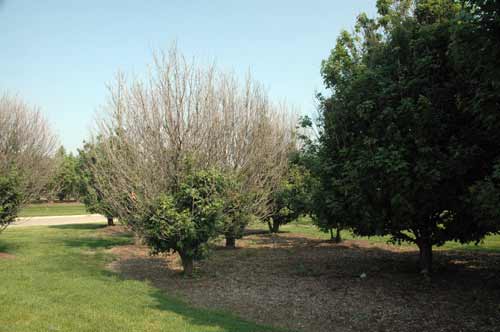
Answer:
12, 214, 106, 227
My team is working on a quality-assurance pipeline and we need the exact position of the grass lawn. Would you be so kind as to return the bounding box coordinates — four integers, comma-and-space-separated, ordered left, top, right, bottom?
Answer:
0, 224, 277, 332
18, 203, 88, 217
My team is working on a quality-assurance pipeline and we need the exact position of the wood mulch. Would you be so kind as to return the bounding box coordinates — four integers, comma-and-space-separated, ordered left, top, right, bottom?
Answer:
105, 229, 500, 332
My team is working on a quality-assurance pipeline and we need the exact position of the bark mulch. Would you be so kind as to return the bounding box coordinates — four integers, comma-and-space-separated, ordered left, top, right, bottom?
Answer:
106, 230, 500, 332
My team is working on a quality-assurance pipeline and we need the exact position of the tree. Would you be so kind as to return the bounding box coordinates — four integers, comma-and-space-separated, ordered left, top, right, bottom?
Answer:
220, 174, 254, 248
295, 115, 353, 243
89, 46, 294, 249
0, 94, 57, 231
266, 164, 313, 233
318, 0, 500, 274
48, 146, 81, 201
141, 169, 227, 275
77, 141, 117, 226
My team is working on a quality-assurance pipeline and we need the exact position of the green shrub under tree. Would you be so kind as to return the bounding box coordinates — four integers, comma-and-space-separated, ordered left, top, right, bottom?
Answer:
140, 169, 228, 275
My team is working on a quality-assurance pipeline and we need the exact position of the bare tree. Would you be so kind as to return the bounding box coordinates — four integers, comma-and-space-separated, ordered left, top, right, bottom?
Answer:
90, 46, 296, 244
0, 94, 58, 231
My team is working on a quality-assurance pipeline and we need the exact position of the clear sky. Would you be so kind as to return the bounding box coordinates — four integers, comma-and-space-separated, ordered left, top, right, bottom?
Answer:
1, 0, 377, 152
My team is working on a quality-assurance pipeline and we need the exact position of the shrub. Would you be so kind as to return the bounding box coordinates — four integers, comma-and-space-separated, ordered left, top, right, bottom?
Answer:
0, 173, 22, 233
141, 169, 227, 275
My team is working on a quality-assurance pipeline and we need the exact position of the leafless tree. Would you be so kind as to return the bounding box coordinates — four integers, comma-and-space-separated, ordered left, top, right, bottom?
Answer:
90, 46, 296, 240
0, 94, 58, 231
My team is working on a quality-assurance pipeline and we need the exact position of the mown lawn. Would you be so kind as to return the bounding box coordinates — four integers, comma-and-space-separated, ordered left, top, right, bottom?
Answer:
0, 224, 278, 332
18, 203, 88, 217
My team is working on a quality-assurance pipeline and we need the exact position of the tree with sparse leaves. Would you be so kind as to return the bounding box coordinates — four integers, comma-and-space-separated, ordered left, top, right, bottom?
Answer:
0, 94, 57, 232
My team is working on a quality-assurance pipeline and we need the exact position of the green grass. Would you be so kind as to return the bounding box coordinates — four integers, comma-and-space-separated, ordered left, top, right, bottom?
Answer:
0, 224, 278, 332
249, 218, 500, 253
18, 203, 88, 217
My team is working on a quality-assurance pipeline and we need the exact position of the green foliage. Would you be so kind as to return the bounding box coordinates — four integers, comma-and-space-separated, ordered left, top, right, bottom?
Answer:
219, 175, 254, 246
0, 172, 22, 232
318, 0, 500, 272
294, 116, 352, 242
77, 141, 115, 219
141, 169, 228, 273
48, 146, 81, 201
267, 164, 314, 233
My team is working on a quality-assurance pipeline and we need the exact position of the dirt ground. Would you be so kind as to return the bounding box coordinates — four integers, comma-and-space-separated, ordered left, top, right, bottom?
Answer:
106, 228, 500, 332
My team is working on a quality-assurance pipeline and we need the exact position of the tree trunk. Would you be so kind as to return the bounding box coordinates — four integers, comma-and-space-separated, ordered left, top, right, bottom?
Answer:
225, 236, 236, 248
179, 252, 194, 276
417, 239, 433, 275
335, 228, 342, 243
270, 220, 280, 233
329, 227, 342, 243
107, 217, 114, 226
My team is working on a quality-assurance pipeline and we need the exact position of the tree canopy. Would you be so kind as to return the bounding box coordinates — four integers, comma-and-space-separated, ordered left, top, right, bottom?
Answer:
317, 0, 500, 273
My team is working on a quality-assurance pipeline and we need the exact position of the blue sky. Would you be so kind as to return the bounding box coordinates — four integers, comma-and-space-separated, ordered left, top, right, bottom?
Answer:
1, 0, 377, 152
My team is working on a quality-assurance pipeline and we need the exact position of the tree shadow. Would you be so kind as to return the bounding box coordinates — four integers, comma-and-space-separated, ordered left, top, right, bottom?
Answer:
0, 240, 18, 255
147, 289, 280, 332
63, 236, 133, 249
49, 224, 134, 249
49, 223, 107, 231
243, 229, 270, 236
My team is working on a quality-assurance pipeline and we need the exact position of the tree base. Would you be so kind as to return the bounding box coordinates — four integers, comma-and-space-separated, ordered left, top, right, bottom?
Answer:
417, 240, 433, 275
268, 221, 280, 233
180, 255, 194, 276
225, 236, 236, 248
330, 228, 342, 243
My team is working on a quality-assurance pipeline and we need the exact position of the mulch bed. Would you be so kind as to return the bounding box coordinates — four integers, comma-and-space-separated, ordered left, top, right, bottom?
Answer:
106, 230, 500, 332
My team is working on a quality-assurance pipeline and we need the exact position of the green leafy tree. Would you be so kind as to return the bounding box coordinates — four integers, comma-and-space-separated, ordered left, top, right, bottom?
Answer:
49, 147, 81, 201
0, 173, 22, 233
140, 169, 227, 275
77, 141, 116, 226
296, 115, 354, 243
266, 164, 313, 233
318, 0, 500, 274
220, 175, 253, 248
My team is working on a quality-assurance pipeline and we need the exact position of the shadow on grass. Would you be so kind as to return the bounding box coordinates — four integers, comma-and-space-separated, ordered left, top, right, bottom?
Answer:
0, 240, 18, 255
48, 223, 135, 249
148, 290, 280, 332
49, 223, 107, 230
63, 236, 133, 249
